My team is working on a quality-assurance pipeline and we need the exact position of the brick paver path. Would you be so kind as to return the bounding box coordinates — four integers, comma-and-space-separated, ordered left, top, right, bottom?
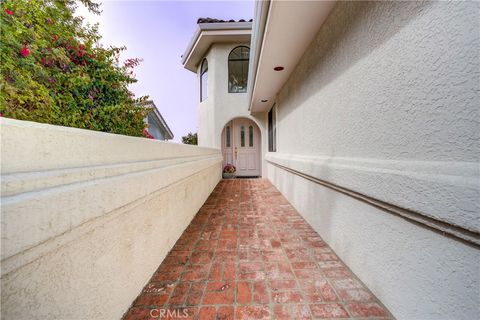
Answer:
123, 179, 393, 320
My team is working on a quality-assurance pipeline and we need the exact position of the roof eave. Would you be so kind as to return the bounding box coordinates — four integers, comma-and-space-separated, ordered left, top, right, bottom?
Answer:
144, 100, 174, 140
153, 108, 174, 140
182, 22, 253, 72
247, 0, 271, 112
248, 1, 336, 113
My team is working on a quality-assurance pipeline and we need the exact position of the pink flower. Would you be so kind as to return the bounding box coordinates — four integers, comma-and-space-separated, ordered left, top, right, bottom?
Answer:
49, 78, 55, 84
4, 9, 13, 15
19, 45, 29, 57
142, 129, 154, 139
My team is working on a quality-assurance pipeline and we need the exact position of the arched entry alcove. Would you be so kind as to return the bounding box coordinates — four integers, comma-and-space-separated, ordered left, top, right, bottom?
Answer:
221, 117, 261, 177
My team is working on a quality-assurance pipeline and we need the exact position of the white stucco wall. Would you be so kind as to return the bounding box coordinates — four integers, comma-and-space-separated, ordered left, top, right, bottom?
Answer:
266, 1, 480, 319
197, 42, 268, 175
197, 47, 215, 148
1, 118, 222, 320
267, 163, 479, 320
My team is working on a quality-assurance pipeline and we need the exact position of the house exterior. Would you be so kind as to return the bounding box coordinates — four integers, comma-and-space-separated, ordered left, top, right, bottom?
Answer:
183, 2, 480, 320
182, 17, 265, 177
142, 100, 174, 141
0, 2, 478, 320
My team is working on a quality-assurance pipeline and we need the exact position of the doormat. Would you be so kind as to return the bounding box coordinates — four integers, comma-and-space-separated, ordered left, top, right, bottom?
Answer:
235, 176, 260, 179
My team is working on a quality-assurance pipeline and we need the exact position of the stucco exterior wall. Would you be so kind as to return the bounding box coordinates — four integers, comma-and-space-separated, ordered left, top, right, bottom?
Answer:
276, 1, 479, 163
266, 1, 480, 319
197, 42, 268, 175
1, 118, 222, 320
267, 163, 479, 320
197, 47, 215, 148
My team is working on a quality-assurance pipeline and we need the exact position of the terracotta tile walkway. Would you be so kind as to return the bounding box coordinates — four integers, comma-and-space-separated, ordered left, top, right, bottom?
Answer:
123, 179, 393, 320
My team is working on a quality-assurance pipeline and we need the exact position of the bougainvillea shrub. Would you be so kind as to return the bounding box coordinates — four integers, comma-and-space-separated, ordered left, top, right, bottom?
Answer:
0, 0, 152, 137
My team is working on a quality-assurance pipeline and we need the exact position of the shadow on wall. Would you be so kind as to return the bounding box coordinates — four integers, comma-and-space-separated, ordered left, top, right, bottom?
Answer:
278, 1, 433, 121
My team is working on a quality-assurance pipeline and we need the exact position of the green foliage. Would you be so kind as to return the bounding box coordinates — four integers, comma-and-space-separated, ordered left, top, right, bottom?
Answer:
181, 132, 198, 145
0, 0, 151, 137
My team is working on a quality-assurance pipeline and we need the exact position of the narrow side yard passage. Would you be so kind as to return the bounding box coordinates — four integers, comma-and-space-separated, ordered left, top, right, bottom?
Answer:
123, 179, 392, 320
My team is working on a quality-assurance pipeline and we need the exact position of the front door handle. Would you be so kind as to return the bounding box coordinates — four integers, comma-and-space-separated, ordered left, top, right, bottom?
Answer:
234, 147, 238, 159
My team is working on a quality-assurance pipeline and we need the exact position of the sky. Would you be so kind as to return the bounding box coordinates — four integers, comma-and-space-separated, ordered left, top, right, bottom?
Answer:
77, 0, 254, 142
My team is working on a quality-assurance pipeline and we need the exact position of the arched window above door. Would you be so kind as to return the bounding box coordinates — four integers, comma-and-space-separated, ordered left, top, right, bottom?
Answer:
228, 46, 249, 93
200, 58, 208, 102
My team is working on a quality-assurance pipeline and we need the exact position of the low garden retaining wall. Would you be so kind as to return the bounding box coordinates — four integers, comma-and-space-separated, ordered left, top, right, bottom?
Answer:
1, 118, 222, 319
